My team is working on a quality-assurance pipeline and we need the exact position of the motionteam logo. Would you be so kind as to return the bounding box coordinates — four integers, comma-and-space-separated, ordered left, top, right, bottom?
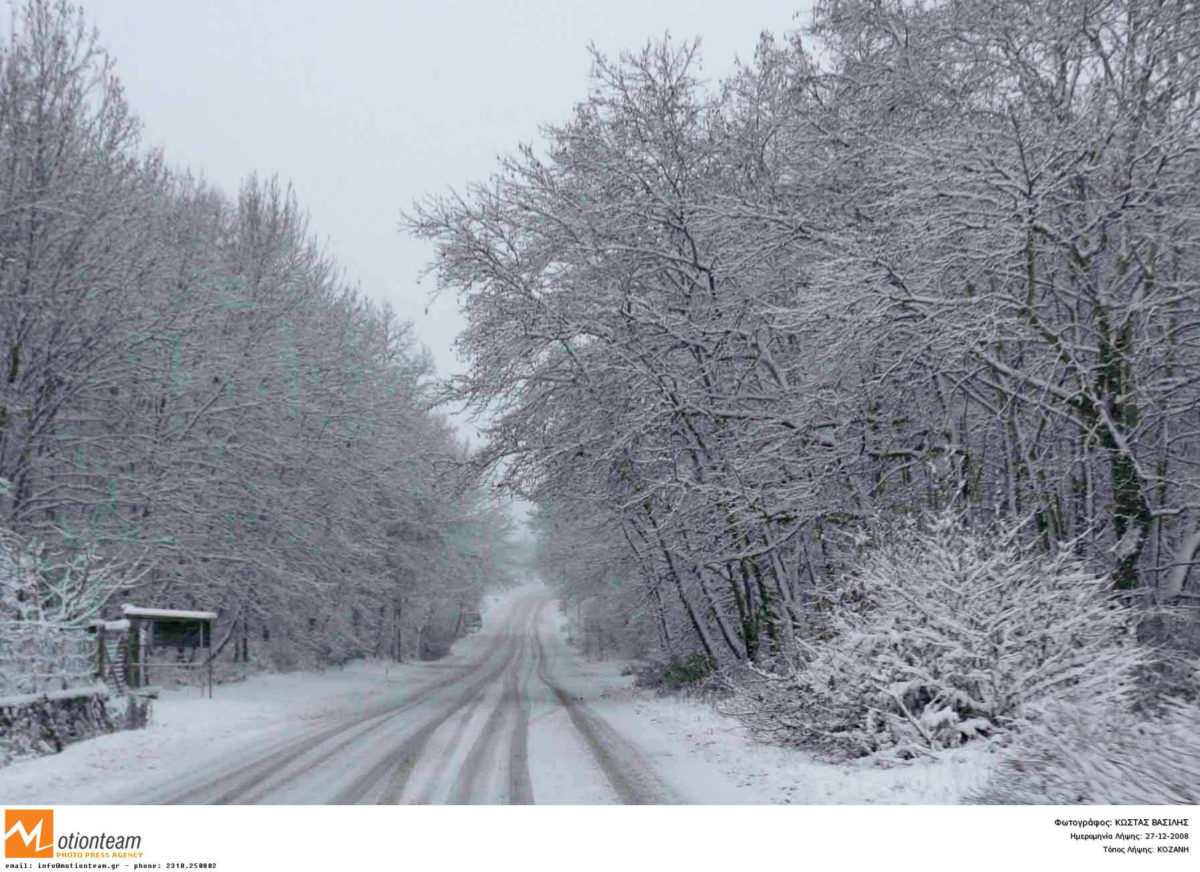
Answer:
3, 810, 143, 860
4, 809, 53, 858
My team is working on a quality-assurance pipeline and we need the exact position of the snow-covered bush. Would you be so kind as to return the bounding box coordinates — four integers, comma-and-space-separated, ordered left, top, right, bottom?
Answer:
633, 652, 724, 697
723, 512, 1148, 760
969, 690, 1200, 804
0, 527, 138, 695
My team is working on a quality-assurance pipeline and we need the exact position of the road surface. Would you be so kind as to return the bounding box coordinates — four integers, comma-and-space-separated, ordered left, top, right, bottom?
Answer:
138, 593, 681, 804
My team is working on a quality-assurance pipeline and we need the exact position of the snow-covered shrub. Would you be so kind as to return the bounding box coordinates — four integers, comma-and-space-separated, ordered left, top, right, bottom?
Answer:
0, 527, 138, 695
969, 690, 1200, 804
1132, 613, 1200, 711
723, 512, 1147, 760
633, 652, 722, 696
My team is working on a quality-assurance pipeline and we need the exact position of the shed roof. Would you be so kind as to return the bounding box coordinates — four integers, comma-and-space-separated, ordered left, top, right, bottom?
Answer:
122, 605, 217, 621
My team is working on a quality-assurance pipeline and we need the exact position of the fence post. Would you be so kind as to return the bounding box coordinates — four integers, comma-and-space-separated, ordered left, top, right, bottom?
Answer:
96, 624, 107, 680
126, 620, 140, 688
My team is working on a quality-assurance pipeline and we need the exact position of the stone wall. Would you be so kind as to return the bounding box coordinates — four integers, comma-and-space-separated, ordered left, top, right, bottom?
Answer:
0, 687, 119, 765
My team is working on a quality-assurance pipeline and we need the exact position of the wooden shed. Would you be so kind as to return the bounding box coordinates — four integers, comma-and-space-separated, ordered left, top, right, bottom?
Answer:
94, 605, 218, 697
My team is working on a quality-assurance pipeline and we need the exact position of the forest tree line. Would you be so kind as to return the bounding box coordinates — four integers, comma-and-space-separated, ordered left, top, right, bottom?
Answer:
410, 0, 1200, 784
0, 0, 516, 694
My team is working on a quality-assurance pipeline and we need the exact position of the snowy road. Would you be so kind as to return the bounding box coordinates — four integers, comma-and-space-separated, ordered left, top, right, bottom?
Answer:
0, 586, 998, 805
134, 593, 678, 804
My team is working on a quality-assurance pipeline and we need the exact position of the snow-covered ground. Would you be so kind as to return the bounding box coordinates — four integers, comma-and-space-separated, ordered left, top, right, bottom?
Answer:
0, 585, 1000, 804
0, 655, 435, 803
0, 589, 524, 804
534, 601, 1000, 805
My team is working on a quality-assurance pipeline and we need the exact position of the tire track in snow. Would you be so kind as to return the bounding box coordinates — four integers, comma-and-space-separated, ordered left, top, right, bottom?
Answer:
339, 598, 540, 804
403, 599, 540, 804
340, 630, 518, 804
506, 623, 535, 805
533, 613, 678, 805
409, 677, 502, 804
447, 632, 527, 804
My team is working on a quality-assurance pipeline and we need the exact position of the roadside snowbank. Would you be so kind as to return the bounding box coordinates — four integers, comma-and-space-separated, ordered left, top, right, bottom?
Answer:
537, 600, 1000, 804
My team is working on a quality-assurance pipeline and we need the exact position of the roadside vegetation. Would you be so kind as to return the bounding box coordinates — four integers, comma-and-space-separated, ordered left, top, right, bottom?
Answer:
410, 0, 1200, 803
0, 0, 519, 712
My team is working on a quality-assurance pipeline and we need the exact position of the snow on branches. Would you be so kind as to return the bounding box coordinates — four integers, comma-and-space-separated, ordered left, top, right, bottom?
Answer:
723, 512, 1149, 761
974, 694, 1200, 804
0, 1, 519, 679
0, 526, 142, 695
409, 0, 1200, 679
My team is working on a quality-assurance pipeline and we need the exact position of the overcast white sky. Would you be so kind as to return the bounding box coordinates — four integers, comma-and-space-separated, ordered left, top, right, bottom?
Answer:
71, 0, 808, 446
